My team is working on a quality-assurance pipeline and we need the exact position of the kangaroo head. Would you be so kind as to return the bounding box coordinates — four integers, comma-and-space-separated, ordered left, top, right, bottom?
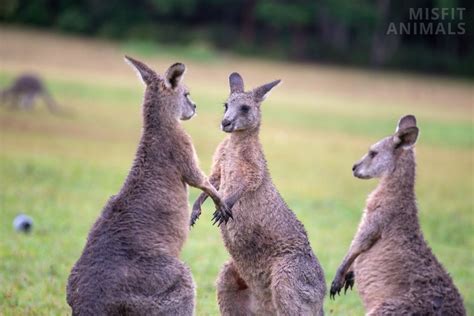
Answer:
125, 56, 196, 121
352, 115, 419, 179
221, 72, 280, 133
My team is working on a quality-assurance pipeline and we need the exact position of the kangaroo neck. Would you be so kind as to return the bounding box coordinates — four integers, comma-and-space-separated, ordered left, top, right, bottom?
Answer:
142, 98, 180, 138
229, 126, 260, 146
130, 98, 183, 172
369, 149, 417, 211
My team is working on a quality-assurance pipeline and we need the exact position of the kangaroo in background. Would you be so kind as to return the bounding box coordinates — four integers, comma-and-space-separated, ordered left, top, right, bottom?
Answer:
1, 74, 61, 113
67, 56, 231, 315
191, 73, 326, 315
330, 115, 465, 315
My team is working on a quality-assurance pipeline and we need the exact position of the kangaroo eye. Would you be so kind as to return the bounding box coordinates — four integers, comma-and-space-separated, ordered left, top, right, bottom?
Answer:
369, 151, 378, 158
240, 105, 250, 113
224, 103, 228, 112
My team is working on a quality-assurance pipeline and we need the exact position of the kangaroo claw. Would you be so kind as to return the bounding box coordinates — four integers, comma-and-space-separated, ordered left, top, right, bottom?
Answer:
330, 271, 355, 300
190, 208, 201, 227
212, 208, 232, 226
211, 202, 233, 226
344, 271, 355, 294
330, 275, 343, 300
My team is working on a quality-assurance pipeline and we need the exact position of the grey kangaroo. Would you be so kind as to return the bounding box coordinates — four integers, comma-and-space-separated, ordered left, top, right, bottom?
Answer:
330, 115, 466, 315
191, 73, 326, 315
1, 74, 60, 113
67, 56, 231, 316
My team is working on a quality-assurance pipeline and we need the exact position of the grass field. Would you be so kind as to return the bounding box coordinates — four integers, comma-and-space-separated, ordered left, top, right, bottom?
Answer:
0, 27, 473, 315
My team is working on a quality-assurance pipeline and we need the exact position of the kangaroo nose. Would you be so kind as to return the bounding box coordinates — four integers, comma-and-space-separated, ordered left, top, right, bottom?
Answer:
352, 164, 357, 172
193, 104, 197, 110
221, 119, 232, 128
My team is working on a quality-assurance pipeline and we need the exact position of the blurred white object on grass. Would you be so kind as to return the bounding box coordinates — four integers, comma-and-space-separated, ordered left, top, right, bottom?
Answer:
13, 214, 33, 233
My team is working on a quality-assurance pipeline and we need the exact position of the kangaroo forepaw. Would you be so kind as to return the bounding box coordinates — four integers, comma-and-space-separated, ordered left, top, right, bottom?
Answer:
211, 204, 233, 226
330, 282, 341, 300
330, 271, 355, 300
344, 271, 355, 294
330, 273, 344, 300
190, 208, 201, 227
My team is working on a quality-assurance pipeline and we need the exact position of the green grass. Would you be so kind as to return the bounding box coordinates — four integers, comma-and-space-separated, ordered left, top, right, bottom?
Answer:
122, 40, 219, 62
0, 29, 473, 315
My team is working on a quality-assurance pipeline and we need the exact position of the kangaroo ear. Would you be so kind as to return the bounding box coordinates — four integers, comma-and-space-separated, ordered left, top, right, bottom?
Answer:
253, 79, 281, 102
395, 115, 417, 132
165, 63, 186, 89
124, 56, 156, 85
229, 72, 244, 93
394, 126, 419, 149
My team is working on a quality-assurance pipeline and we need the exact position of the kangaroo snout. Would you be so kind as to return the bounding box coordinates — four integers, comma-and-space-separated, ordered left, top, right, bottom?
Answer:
352, 163, 361, 177
221, 119, 233, 132
221, 119, 231, 127
352, 162, 369, 179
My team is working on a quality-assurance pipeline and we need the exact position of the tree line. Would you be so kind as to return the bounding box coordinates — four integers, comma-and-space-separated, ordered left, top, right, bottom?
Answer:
1, 0, 472, 77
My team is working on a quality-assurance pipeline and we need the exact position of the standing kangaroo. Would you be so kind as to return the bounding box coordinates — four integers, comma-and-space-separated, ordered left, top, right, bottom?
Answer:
191, 73, 326, 315
0, 74, 60, 113
67, 57, 231, 316
330, 115, 466, 315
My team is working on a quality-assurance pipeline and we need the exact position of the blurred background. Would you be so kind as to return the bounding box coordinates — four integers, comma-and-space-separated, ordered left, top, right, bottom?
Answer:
1, 0, 473, 75
0, 0, 472, 315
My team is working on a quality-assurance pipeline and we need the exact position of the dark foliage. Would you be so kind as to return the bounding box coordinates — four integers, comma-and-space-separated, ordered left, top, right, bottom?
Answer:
1, 0, 473, 76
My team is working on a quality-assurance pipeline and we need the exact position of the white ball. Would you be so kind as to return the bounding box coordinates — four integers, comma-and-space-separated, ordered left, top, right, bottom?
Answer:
13, 214, 33, 233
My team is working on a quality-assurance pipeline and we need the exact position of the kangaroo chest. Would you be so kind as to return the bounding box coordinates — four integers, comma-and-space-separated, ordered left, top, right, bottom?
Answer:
219, 189, 277, 293
218, 142, 275, 282
219, 152, 246, 194
220, 194, 269, 255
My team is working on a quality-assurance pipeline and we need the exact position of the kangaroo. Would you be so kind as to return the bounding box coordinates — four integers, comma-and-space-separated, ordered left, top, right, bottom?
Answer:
191, 73, 326, 315
66, 56, 231, 316
0, 74, 60, 113
330, 115, 466, 315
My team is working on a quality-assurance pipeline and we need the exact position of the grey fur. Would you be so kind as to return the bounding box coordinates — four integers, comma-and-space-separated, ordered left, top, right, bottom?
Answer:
66, 56, 230, 316
330, 115, 466, 315
191, 73, 326, 315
